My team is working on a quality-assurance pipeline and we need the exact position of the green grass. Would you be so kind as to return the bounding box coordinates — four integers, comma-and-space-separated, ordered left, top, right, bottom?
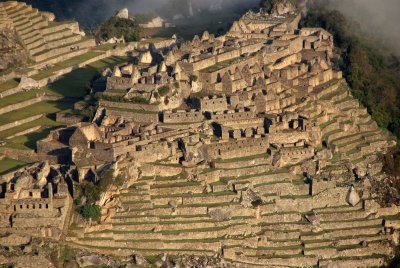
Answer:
0, 157, 26, 175
5, 125, 65, 150
0, 116, 64, 140
0, 101, 72, 125
200, 57, 243, 73
0, 78, 19, 93
0, 56, 129, 150
0, 88, 60, 109
45, 56, 129, 98
31, 51, 105, 80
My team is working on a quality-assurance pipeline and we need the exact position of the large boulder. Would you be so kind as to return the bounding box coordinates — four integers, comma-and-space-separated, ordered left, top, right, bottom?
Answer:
18, 76, 39, 91
346, 185, 361, 206
115, 8, 129, 19
272, 0, 296, 15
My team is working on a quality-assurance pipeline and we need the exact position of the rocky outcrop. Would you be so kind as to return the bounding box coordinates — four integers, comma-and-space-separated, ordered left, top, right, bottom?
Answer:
268, 0, 296, 15
115, 8, 129, 20
18, 76, 39, 91
346, 185, 361, 206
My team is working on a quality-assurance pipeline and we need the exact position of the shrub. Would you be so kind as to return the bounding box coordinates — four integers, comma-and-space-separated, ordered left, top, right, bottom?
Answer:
80, 204, 101, 221
158, 86, 170, 96
190, 75, 198, 82
132, 96, 149, 104
95, 17, 140, 42
81, 182, 101, 203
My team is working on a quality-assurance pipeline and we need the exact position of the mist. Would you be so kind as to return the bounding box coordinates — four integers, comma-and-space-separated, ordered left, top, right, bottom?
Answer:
20, 0, 400, 55
22, 0, 259, 29
326, 0, 400, 55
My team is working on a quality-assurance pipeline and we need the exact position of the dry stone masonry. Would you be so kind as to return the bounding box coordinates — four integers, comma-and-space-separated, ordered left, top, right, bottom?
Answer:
0, 3, 399, 268
0, 1, 95, 66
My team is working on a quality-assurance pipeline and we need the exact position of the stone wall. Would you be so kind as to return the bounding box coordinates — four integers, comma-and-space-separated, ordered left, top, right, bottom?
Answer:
99, 100, 160, 112
5, 125, 41, 140
163, 110, 204, 123
105, 109, 159, 124
0, 114, 43, 132
205, 137, 269, 159
0, 95, 61, 115
211, 110, 256, 122
193, 96, 228, 112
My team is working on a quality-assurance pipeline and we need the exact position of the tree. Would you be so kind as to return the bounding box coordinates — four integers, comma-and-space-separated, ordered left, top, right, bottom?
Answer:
95, 17, 140, 42
80, 204, 101, 221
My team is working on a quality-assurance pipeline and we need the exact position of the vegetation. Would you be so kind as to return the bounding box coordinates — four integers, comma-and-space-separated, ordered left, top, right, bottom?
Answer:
300, 2, 400, 197
80, 181, 101, 204
300, 5, 400, 140
158, 85, 170, 97
0, 157, 26, 175
80, 204, 101, 221
96, 93, 150, 104
95, 17, 140, 42
190, 75, 198, 82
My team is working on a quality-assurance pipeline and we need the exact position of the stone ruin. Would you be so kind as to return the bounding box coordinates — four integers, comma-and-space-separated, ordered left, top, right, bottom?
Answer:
0, 162, 71, 239
1, 4, 399, 268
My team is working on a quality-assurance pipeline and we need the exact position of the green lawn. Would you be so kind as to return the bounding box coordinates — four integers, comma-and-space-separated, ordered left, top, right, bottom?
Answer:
5, 125, 63, 150
31, 51, 105, 81
46, 56, 129, 98
0, 157, 26, 175
0, 90, 38, 109
0, 116, 65, 140
200, 57, 243, 73
0, 101, 73, 125
0, 78, 19, 93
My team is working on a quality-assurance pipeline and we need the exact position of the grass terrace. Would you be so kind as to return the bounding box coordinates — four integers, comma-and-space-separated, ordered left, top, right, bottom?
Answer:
200, 57, 244, 73
31, 51, 105, 81
0, 56, 129, 151
0, 157, 26, 175
0, 78, 19, 93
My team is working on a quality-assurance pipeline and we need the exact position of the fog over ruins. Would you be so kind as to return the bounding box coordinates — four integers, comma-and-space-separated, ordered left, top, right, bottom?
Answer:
0, 0, 399, 267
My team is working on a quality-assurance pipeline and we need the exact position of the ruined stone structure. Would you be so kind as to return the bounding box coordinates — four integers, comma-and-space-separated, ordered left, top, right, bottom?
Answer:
0, 162, 71, 239
54, 8, 400, 267
1, 4, 399, 268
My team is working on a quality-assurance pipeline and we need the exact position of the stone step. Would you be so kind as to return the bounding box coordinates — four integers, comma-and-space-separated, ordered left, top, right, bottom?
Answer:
237, 246, 304, 258
121, 201, 153, 210
74, 239, 216, 255
300, 226, 383, 241
31, 37, 95, 62
332, 131, 379, 147
118, 193, 151, 202
226, 252, 318, 267
218, 163, 273, 178
319, 218, 383, 230
260, 213, 302, 224
316, 210, 369, 222
318, 257, 385, 268
313, 203, 364, 214
31, 34, 83, 56
212, 155, 270, 169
